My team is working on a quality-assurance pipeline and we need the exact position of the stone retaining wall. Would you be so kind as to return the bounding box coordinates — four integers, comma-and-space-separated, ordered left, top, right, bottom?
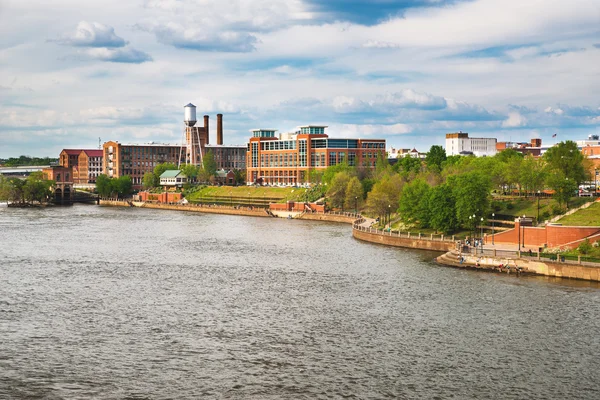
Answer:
353, 227, 454, 252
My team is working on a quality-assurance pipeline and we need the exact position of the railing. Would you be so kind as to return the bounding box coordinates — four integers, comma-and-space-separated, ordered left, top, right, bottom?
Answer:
460, 246, 600, 267
352, 223, 455, 243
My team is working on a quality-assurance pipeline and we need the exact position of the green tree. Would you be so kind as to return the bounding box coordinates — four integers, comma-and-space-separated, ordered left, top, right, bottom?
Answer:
202, 151, 217, 178
233, 169, 246, 186
398, 178, 431, 227
546, 172, 577, 210
179, 164, 199, 183
344, 176, 364, 212
519, 155, 547, 197
142, 171, 157, 189
327, 171, 351, 209
96, 174, 113, 197
322, 162, 354, 186
425, 145, 447, 173
154, 162, 178, 181
113, 176, 133, 198
366, 173, 403, 219
427, 184, 458, 234
543, 140, 588, 185
448, 171, 492, 228
23, 171, 53, 203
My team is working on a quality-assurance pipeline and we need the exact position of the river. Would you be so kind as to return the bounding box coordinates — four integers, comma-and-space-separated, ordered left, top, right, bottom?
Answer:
0, 205, 598, 399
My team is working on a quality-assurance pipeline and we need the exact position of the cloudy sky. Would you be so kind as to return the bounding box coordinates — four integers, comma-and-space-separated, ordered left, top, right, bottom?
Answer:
1, 0, 599, 157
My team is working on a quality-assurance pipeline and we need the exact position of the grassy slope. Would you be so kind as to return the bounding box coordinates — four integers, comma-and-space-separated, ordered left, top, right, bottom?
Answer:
185, 186, 306, 202
492, 196, 593, 220
557, 201, 600, 226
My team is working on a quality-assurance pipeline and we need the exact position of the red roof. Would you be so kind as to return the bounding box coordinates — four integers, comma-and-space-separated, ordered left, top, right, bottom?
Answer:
62, 149, 83, 156
61, 149, 102, 157
83, 150, 103, 157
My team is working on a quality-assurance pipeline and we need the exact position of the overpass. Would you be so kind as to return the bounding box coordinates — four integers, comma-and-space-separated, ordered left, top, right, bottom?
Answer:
0, 165, 50, 176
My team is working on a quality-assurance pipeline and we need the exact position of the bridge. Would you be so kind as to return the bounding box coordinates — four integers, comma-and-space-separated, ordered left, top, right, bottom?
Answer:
0, 165, 50, 176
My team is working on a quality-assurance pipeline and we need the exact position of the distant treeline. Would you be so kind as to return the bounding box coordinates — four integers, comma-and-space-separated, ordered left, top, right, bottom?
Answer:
0, 155, 58, 167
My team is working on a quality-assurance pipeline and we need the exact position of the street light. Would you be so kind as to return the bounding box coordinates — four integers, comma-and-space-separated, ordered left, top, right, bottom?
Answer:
491, 212, 495, 245
388, 204, 391, 229
595, 168, 598, 197
522, 214, 526, 249
480, 217, 484, 253
536, 190, 542, 225
354, 196, 358, 214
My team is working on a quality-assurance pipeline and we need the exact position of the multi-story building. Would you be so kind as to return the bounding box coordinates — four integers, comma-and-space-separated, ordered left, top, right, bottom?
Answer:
246, 125, 386, 185
206, 144, 247, 170
59, 149, 104, 183
103, 141, 185, 188
496, 138, 543, 157
445, 132, 497, 157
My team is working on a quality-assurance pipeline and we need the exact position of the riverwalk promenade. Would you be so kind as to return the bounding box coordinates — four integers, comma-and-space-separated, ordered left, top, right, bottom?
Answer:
100, 199, 600, 282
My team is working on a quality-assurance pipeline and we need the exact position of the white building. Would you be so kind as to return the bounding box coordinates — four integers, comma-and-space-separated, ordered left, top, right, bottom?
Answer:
445, 132, 497, 157
159, 170, 187, 188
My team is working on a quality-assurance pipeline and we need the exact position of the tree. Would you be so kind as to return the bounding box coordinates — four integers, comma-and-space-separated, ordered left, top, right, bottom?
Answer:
23, 171, 53, 203
233, 169, 246, 186
327, 171, 351, 209
322, 162, 354, 186
427, 184, 458, 234
96, 174, 113, 197
543, 140, 587, 185
519, 155, 547, 197
179, 164, 199, 183
154, 163, 178, 181
202, 151, 217, 178
366, 173, 403, 219
398, 178, 431, 227
546, 172, 577, 210
448, 171, 492, 228
142, 171, 157, 189
344, 176, 364, 212
113, 176, 133, 198
425, 145, 447, 173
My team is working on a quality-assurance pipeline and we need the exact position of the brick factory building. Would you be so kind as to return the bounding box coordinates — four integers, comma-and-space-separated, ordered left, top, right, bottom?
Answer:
59, 149, 103, 183
246, 125, 386, 186
102, 141, 184, 188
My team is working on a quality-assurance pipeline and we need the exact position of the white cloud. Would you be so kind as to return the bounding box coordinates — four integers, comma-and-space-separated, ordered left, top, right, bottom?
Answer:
330, 123, 412, 137
86, 47, 152, 63
502, 111, 527, 128
56, 21, 127, 48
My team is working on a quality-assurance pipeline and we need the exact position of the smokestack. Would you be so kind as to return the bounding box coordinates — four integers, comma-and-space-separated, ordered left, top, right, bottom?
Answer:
203, 115, 209, 144
217, 113, 223, 145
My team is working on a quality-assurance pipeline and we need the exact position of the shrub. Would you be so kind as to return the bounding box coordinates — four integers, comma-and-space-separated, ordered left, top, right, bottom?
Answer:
578, 239, 592, 255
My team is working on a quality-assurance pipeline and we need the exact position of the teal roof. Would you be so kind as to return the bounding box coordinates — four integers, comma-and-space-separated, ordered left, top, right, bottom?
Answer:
160, 170, 183, 178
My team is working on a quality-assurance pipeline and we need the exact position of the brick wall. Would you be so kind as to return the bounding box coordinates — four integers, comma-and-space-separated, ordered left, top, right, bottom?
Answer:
490, 221, 600, 249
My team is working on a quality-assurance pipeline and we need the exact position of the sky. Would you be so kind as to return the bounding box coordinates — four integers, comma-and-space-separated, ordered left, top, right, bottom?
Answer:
1, 0, 599, 158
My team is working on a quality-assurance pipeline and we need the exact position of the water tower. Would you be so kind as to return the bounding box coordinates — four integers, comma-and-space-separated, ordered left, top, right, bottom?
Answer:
184, 103, 197, 127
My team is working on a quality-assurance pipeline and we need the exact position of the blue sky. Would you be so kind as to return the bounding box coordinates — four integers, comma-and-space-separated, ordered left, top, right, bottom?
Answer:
1, 0, 599, 157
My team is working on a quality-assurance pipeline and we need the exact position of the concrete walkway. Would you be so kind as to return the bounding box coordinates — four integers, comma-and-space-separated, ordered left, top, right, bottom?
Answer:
358, 217, 376, 228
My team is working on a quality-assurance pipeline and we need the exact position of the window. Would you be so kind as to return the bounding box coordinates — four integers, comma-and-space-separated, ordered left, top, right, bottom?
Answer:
329, 152, 337, 166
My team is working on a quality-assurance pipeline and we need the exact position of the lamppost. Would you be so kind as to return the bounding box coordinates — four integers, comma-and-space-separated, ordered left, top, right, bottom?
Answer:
469, 215, 473, 242
491, 212, 495, 245
535, 190, 542, 225
480, 217, 484, 253
388, 204, 391, 229
518, 216, 521, 252
354, 196, 358, 214
472, 213, 476, 242
522, 214, 526, 250
595, 168, 598, 197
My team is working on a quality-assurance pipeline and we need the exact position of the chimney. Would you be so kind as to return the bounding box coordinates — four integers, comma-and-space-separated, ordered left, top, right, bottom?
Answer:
204, 115, 209, 144
217, 113, 223, 145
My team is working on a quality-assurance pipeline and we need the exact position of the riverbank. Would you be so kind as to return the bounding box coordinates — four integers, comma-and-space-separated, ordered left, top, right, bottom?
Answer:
99, 199, 600, 282
436, 249, 600, 281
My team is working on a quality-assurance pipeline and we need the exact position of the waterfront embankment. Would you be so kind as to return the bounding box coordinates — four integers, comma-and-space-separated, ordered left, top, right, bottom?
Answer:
436, 249, 600, 281
352, 219, 455, 252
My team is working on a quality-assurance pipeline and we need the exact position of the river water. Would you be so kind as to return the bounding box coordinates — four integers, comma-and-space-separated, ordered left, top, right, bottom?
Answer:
0, 205, 599, 399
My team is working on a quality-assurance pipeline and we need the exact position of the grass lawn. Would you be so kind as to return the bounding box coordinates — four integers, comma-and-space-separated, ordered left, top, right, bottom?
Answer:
557, 201, 600, 226
492, 196, 594, 221
184, 186, 309, 203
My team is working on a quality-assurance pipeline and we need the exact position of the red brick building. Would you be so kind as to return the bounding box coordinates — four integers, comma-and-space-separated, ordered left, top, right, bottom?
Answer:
246, 126, 386, 185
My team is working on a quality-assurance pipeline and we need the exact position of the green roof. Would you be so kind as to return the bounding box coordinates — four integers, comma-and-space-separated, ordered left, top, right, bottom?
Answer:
160, 170, 183, 178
